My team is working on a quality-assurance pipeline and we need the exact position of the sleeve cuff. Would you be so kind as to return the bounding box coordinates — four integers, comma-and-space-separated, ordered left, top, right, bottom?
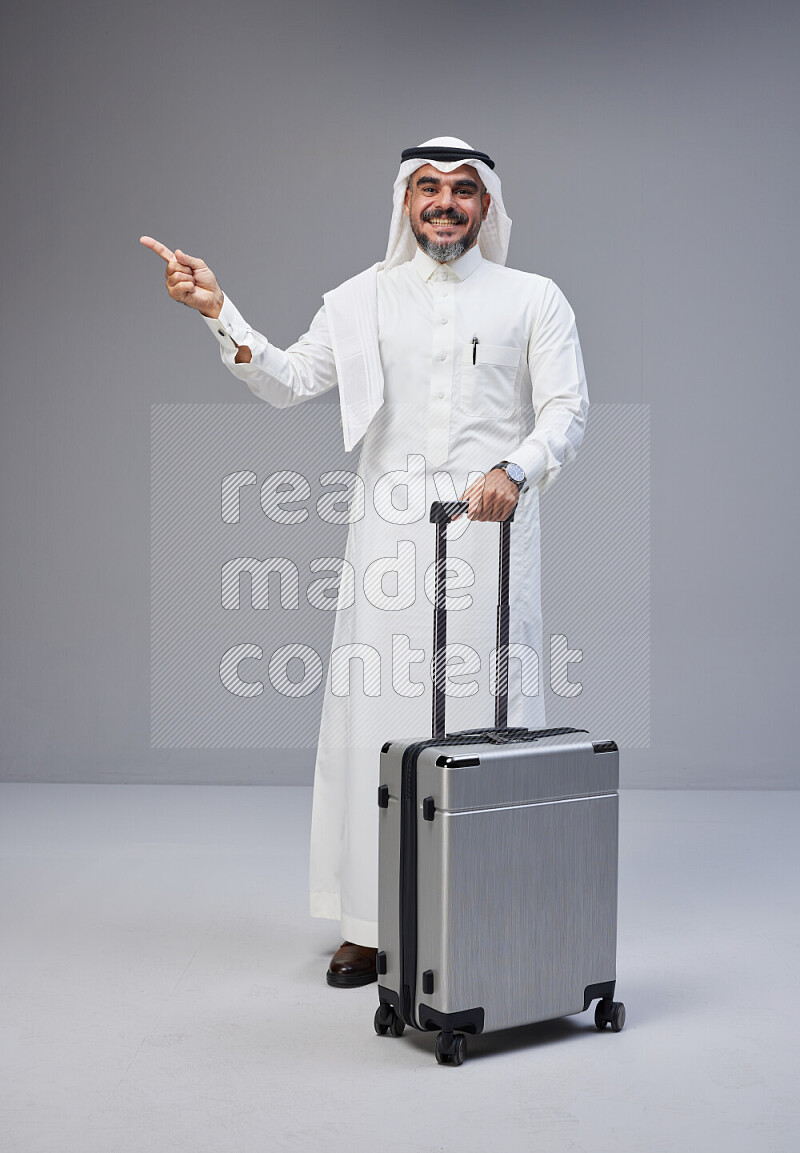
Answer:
509, 442, 549, 492
200, 293, 253, 353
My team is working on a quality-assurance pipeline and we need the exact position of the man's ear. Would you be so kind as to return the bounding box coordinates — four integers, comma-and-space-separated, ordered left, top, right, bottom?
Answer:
482, 191, 491, 221
403, 186, 411, 217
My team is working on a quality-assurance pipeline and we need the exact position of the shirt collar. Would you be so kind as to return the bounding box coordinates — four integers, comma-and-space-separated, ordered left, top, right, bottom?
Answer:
411, 243, 484, 283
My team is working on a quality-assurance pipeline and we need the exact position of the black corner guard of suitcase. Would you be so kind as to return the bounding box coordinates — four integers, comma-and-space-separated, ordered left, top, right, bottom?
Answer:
417, 1004, 485, 1035
592, 740, 618, 754
380, 982, 484, 1036
582, 980, 616, 1010
378, 984, 400, 1011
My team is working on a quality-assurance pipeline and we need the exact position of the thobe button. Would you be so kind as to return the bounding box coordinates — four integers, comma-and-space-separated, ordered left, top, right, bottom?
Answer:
438, 392, 445, 399
438, 351, 447, 361
440, 318, 448, 325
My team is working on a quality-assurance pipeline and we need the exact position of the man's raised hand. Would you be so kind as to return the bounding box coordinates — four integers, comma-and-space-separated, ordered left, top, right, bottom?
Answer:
140, 237, 224, 319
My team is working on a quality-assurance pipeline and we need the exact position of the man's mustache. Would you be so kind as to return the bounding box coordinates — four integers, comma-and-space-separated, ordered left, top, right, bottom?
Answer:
421, 208, 468, 225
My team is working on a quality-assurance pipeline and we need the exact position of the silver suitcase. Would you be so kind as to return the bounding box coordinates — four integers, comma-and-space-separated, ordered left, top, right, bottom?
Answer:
374, 501, 625, 1065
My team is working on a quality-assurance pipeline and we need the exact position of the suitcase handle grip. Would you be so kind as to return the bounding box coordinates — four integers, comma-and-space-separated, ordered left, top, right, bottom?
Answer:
429, 500, 515, 525
429, 500, 469, 524
430, 501, 515, 739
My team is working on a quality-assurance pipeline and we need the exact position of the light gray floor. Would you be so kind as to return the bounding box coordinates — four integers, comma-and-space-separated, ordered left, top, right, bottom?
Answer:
1, 785, 797, 1153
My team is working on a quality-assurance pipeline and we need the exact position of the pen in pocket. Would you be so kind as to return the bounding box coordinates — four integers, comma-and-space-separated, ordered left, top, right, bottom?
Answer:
472, 336, 479, 365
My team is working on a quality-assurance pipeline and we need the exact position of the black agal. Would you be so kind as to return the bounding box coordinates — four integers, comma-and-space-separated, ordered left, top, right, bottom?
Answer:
400, 146, 495, 170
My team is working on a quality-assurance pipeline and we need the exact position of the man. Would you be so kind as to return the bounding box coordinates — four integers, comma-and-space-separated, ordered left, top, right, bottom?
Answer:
141, 136, 589, 989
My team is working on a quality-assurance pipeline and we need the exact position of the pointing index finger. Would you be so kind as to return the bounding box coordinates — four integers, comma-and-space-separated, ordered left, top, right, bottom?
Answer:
140, 236, 175, 263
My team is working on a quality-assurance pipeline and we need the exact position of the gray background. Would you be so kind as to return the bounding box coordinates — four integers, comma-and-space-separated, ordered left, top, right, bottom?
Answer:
1, 0, 797, 786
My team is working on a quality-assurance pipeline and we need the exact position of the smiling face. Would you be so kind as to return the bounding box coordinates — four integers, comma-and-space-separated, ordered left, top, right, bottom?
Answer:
404, 163, 491, 263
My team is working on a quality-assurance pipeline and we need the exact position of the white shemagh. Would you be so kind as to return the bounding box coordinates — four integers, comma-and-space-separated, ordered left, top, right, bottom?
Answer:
324, 136, 512, 451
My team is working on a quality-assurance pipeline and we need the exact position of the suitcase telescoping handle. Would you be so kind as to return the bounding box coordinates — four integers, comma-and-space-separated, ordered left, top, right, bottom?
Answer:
429, 500, 515, 739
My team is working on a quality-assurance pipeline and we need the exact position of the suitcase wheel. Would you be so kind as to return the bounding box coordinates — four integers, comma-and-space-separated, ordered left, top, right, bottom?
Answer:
594, 998, 626, 1033
435, 1031, 466, 1066
374, 1004, 405, 1038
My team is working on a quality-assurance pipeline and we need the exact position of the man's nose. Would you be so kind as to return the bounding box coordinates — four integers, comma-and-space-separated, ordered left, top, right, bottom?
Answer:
437, 186, 454, 208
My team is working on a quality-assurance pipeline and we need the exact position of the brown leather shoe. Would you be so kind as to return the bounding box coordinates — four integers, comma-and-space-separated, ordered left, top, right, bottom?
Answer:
326, 941, 378, 988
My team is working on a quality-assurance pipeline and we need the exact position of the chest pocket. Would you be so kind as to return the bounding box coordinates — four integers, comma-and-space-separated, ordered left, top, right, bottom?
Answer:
460, 343, 521, 419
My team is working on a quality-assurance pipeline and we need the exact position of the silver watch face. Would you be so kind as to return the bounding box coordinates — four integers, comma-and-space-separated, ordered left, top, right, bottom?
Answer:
506, 462, 525, 486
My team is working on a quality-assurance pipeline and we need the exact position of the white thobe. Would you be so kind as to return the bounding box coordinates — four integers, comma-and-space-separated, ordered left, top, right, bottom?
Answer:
204, 244, 589, 947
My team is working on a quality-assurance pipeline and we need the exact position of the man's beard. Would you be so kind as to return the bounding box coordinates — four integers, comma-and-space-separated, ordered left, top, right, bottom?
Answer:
410, 208, 482, 263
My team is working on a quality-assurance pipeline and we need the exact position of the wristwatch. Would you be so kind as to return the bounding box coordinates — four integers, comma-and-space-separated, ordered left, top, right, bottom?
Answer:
491, 460, 527, 491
